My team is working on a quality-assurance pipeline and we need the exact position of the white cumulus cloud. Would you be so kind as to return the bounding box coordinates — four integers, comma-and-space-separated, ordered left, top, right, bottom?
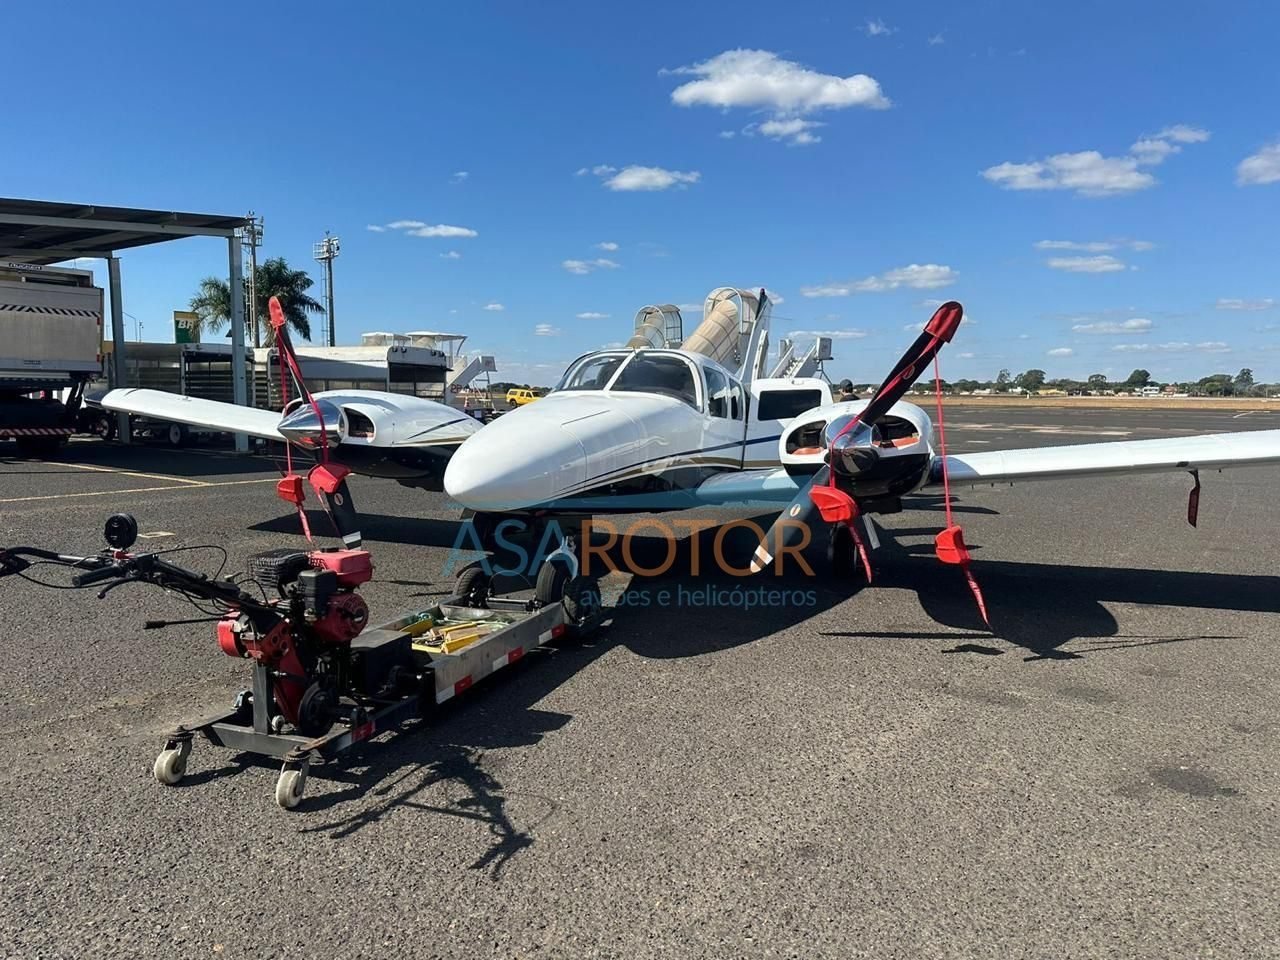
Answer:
440, 250, 461, 260
596, 241, 619, 251
562, 258, 621, 275
450, 171, 469, 183
1216, 297, 1275, 311
380, 220, 478, 238
576, 312, 610, 320
534, 324, 561, 336
801, 263, 958, 297
863, 18, 895, 36
483, 303, 505, 312
581, 165, 700, 191
366, 224, 387, 233
984, 126, 1207, 197
1047, 255, 1127, 273
668, 49, 890, 115
1237, 142, 1280, 186
1072, 318, 1154, 334
753, 118, 825, 146
1047, 347, 1074, 357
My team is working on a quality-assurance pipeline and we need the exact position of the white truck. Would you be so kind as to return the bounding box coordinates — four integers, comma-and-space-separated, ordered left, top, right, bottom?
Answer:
0, 262, 103, 456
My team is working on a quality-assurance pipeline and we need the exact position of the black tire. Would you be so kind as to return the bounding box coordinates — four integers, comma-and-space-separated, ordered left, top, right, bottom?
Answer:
93, 413, 116, 441
563, 575, 603, 637
535, 556, 572, 608
826, 523, 856, 578
166, 423, 188, 447
454, 563, 491, 607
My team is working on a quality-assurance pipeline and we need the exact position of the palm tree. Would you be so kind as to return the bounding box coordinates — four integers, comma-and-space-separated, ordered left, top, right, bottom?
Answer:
188, 257, 324, 344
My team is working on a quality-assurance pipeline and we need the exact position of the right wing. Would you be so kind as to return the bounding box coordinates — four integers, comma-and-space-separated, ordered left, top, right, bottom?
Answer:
101, 388, 284, 442
932, 429, 1280, 487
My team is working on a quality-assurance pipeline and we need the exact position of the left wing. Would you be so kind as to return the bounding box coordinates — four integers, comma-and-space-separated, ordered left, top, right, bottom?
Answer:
930, 429, 1280, 487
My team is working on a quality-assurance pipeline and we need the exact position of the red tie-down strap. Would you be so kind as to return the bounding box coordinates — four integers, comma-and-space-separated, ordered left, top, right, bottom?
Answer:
931, 356, 990, 626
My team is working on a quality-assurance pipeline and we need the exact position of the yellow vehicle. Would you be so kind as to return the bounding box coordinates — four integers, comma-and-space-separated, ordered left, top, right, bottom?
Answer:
505, 388, 544, 406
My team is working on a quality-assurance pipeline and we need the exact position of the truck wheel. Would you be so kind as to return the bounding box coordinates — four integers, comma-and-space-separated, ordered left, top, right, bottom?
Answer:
166, 423, 188, 447
93, 414, 116, 441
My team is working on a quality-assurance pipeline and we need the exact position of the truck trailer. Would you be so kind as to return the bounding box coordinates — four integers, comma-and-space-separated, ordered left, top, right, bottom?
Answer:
0, 262, 103, 456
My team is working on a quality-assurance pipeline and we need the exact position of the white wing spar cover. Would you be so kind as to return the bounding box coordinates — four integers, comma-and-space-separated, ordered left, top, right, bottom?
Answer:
930, 429, 1280, 487
101, 388, 284, 441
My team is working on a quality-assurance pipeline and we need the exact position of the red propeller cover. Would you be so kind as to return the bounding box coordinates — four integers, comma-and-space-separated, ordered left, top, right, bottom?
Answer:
810, 485, 856, 524
924, 301, 964, 342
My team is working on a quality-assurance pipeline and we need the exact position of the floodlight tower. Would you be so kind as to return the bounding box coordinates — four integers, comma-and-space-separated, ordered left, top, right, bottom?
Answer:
313, 232, 340, 346
242, 213, 264, 347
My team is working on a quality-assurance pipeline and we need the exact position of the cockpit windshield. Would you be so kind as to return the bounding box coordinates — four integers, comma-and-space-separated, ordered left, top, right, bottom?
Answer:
556, 353, 627, 391
611, 354, 699, 407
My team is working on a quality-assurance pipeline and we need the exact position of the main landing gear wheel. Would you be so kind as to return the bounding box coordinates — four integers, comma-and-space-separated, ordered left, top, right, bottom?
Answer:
153, 740, 191, 786
275, 761, 309, 810
563, 575, 603, 638
826, 524, 861, 579
535, 556, 572, 608
454, 563, 491, 607
167, 423, 188, 447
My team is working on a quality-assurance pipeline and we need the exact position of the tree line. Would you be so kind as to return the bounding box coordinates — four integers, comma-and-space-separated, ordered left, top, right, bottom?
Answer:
866, 367, 1272, 397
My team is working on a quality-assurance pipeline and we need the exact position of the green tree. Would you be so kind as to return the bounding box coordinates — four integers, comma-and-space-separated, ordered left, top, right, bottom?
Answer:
1087, 373, 1109, 393
995, 368, 1012, 392
1235, 367, 1255, 394
189, 257, 323, 343
1016, 369, 1046, 392
1125, 368, 1151, 387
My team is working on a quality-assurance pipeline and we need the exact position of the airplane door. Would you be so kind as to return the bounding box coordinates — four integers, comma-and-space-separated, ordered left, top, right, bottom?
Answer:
702, 366, 745, 470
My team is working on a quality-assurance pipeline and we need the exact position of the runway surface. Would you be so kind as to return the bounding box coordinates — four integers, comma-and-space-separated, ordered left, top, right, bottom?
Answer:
1, 404, 1278, 959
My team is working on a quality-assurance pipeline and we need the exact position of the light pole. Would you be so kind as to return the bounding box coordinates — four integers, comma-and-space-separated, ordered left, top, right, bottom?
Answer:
242, 213, 264, 347
313, 232, 340, 346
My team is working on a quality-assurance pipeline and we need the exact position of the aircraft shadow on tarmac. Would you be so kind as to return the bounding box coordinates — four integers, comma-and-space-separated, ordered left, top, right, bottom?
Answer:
0, 442, 278, 479
216, 500, 1278, 855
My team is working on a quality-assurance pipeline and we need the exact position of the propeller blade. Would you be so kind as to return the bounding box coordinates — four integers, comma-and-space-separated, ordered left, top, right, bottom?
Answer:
857, 300, 963, 426
308, 464, 363, 548
751, 466, 828, 573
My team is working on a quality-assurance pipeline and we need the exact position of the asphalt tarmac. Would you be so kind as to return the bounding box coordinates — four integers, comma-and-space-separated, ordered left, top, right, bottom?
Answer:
1, 405, 1278, 959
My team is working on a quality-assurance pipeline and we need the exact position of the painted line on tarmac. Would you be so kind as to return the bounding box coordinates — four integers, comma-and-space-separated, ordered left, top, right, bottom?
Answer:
1233, 411, 1256, 419
0, 477, 278, 504
31, 461, 207, 486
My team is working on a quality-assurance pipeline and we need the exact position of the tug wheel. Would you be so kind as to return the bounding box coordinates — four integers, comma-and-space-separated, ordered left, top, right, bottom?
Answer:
153, 745, 189, 786
275, 763, 309, 810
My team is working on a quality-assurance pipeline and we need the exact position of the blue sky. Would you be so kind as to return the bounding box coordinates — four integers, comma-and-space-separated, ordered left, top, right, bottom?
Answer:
7, 1, 1280, 385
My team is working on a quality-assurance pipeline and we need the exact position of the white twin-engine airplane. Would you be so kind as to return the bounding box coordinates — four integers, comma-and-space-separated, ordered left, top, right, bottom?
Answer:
104, 288, 1280, 609
443, 292, 1280, 606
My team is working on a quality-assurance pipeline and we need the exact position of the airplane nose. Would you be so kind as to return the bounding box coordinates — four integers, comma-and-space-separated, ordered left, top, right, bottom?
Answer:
444, 416, 586, 511
278, 399, 345, 449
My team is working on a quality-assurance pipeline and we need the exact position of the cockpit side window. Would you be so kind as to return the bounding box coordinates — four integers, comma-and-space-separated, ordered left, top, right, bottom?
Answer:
558, 354, 626, 391
705, 367, 733, 419
612, 355, 700, 408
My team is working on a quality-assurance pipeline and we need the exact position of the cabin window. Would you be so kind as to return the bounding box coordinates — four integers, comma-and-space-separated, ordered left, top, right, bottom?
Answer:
756, 389, 823, 420
559, 354, 626, 391
612, 355, 699, 408
729, 379, 744, 420
705, 367, 733, 419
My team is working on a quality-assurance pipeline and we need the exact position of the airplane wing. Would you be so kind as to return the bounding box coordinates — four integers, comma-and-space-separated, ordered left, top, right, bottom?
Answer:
691, 467, 803, 506
101, 388, 284, 442
929, 429, 1280, 487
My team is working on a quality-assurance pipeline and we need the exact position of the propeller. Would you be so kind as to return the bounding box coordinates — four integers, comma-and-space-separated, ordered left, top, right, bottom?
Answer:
751, 301, 964, 576
266, 296, 364, 549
